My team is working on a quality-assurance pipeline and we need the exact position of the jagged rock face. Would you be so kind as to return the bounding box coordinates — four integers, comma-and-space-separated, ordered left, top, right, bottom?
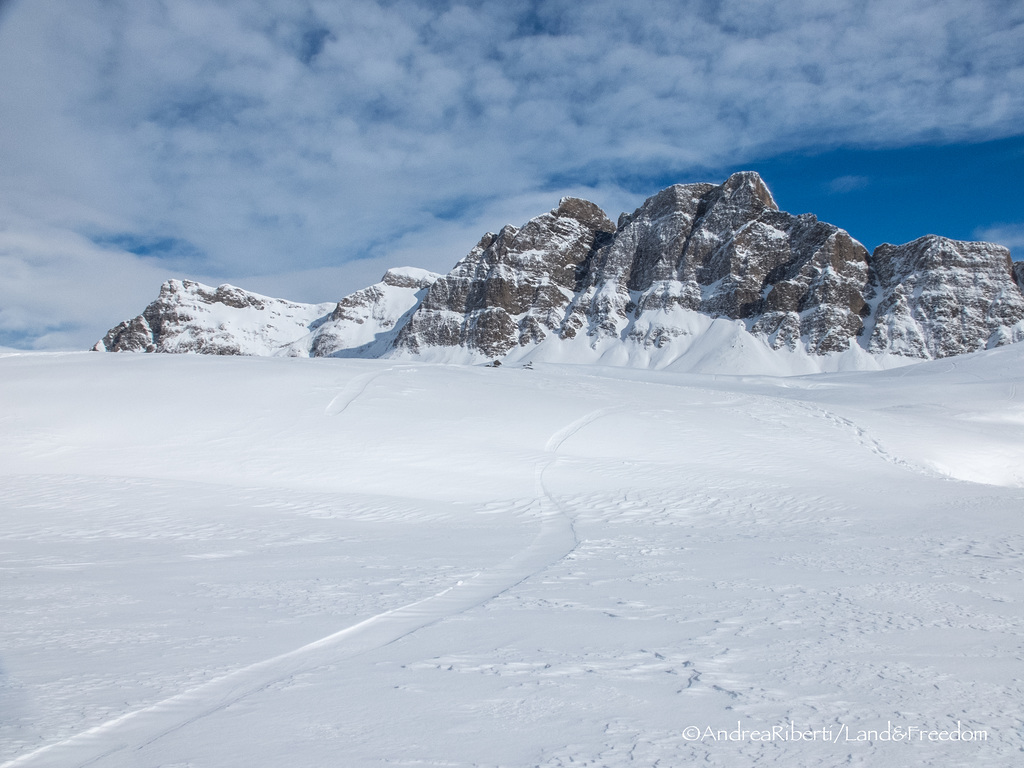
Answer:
1013, 261, 1024, 294
95, 268, 438, 357
394, 172, 874, 357
559, 172, 872, 354
97, 315, 157, 353
394, 172, 1024, 361
868, 237, 1024, 357
96, 172, 1024, 367
395, 198, 615, 358
562, 183, 715, 341
94, 279, 337, 355
746, 221, 872, 354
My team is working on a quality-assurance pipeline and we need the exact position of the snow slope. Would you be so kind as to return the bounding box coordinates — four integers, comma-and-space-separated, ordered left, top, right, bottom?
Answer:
2, 350, 1024, 766
400, 306, 918, 376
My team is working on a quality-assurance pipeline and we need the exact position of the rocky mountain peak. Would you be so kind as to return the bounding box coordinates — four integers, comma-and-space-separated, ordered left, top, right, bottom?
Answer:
393, 195, 615, 358
719, 170, 779, 211
867, 236, 1024, 357
553, 197, 616, 233
96, 173, 1024, 371
871, 234, 1013, 284
96, 269, 439, 358
94, 279, 335, 356
380, 267, 439, 290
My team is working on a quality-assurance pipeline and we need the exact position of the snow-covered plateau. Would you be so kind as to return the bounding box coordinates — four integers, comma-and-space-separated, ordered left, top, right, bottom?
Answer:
2, 346, 1024, 767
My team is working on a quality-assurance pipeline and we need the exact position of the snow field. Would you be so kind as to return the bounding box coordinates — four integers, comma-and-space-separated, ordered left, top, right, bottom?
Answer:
1, 349, 1024, 766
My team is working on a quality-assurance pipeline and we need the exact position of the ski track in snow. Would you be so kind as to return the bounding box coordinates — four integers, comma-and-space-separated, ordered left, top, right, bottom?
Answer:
323, 366, 405, 416
1, 398, 613, 768
7, 354, 1024, 766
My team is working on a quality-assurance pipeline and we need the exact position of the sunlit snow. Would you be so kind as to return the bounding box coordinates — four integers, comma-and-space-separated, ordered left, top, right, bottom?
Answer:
2, 348, 1023, 766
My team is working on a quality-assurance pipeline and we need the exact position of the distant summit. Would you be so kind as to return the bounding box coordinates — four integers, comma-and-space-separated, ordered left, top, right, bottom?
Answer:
94, 268, 437, 358
96, 173, 1024, 374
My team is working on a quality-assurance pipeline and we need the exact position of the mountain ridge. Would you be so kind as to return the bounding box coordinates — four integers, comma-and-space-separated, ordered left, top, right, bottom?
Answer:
95, 172, 1024, 374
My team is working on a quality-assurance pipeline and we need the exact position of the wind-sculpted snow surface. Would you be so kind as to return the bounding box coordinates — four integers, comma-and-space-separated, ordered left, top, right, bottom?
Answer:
3, 350, 1024, 766
96, 173, 1024, 372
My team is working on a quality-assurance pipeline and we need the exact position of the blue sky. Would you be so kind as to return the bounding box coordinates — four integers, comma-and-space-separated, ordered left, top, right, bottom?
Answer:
0, 0, 1022, 349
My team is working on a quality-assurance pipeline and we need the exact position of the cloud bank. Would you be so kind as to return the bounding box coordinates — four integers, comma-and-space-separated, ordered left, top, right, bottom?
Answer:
1, 0, 1022, 347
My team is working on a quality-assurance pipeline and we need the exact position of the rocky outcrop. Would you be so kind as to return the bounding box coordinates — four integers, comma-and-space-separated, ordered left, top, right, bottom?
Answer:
96, 172, 1024, 367
284, 267, 438, 358
555, 172, 873, 354
95, 268, 438, 357
393, 172, 1024, 361
868, 236, 1024, 357
394, 197, 615, 358
392, 173, 879, 359
94, 279, 336, 355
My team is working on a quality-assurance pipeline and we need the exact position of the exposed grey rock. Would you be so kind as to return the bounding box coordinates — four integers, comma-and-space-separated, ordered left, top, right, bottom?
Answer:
868, 236, 1024, 358
95, 268, 438, 357
93, 315, 156, 353
557, 172, 872, 355
394, 197, 615, 358
1011, 260, 1024, 294
392, 172, 876, 357
93, 279, 333, 355
96, 173, 1024, 366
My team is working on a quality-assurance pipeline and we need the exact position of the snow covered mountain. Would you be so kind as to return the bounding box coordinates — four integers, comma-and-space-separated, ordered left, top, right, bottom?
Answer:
96, 172, 1024, 372
94, 267, 438, 357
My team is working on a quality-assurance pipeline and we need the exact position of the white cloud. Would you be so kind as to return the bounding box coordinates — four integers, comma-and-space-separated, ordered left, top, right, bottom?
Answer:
975, 223, 1024, 257
1, 0, 1023, 346
828, 175, 870, 194
0, 220, 171, 349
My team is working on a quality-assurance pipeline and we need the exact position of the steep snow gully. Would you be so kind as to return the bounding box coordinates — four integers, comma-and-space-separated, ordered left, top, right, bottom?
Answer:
1, 377, 611, 768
